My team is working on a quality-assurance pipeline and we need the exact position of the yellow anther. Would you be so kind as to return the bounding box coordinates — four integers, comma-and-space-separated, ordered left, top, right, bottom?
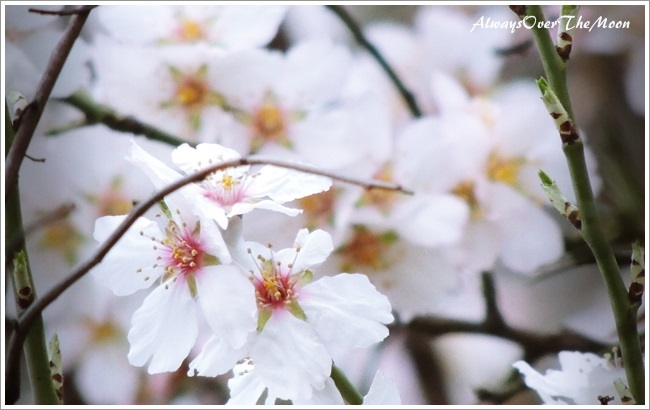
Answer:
177, 19, 204, 42
221, 174, 235, 190
486, 152, 524, 187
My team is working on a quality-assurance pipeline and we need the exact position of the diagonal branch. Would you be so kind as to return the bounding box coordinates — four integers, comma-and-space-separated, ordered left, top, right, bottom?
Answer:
5, 5, 94, 191
4, 156, 411, 404
326, 5, 423, 118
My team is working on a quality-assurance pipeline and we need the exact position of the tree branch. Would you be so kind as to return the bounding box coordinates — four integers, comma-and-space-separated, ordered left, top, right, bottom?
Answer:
4, 156, 411, 404
55, 90, 190, 148
325, 5, 423, 118
5, 5, 95, 192
405, 271, 608, 364
520, 5, 645, 403
29, 6, 98, 16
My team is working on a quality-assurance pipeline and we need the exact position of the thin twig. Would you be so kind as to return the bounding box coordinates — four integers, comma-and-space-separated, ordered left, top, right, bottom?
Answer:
325, 5, 423, 118
29, 5, 98, 16
4, 156, 411, 403
5, 5, 94, 191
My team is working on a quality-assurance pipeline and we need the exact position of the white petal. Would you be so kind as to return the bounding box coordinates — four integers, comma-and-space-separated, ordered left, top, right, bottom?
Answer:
215, 6, 287, 50
301, 274, 393, 350
171, 143, 242, 175
245, 165, 332, 203
279, 39, 352, 107
196, 216, 232, 264
196, 265, 257, 348
364, 371, 402, 404
92, 216, 163, 296
252, 312, 332, 400
193, 196, 230, 230
226, 360, 268, 405
292, 378, 345, 405
127, 281, 197, 373
188, 335, 248, 378
290, 229, 334, 272
229, 199, 302, 219
513, 360, 571, 405
394, 194, 469, 247
495, 186, 564, 274
127, 140, 183, 189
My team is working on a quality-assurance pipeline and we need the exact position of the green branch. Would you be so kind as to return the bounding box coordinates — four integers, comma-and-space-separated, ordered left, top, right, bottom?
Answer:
330, 363, 363, 404
56, 90, 190, 147
5, 102, 60, 405
525, 6, 575, 121
523, 5, 645, 403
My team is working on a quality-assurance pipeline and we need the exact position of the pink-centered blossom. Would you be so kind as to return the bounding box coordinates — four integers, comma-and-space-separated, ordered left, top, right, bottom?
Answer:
188, 229, 394, 401
91, 165, 257, 374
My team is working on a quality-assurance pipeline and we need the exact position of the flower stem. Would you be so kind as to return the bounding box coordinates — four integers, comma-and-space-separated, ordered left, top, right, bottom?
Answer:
526, 6, 575, 121
524, 5, 644, 403
331, 363, 363, 405
57, 90, 190, 148
4, 102, 60, 405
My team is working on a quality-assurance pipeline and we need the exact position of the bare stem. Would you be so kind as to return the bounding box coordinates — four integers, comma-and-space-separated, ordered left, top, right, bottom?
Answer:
5, 5, 94, 191
326, 5, 422, 118
519, 5, 644, 403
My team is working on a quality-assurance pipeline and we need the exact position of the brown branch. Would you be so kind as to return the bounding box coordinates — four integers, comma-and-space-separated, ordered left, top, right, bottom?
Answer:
4, 156, 410, 404
325, 5, 422, 118
29, 6, 98, 16
405, 272, 608, 363
5, 5, 94, 191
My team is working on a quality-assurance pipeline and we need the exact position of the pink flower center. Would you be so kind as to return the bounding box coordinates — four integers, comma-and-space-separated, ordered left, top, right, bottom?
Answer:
160, 223, 204, 280
252, 257, 297, 311
203, 173, 246, 207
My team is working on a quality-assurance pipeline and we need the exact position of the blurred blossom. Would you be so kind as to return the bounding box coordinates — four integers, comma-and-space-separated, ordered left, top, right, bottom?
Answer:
4, 3, 644, 406
514, 350, 630, 405
95, 5, 287, 49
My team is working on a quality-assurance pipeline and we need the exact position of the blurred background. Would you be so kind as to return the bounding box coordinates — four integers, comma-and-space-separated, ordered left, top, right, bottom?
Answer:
4, 4, 646, 405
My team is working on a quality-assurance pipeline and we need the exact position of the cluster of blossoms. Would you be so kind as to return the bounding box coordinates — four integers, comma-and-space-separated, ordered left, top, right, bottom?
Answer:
6, 4, 644, 406
90, 141, 396, 404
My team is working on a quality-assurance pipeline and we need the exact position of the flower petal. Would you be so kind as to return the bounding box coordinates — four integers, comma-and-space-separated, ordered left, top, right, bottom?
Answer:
394, 193, 469, 247
92, 215, 163, 296
301, 273, 393, 350
252, 312, 332, 400
196, 265, 257, 348
188, 335, 248, 378
245, 165, 332, 203
280, 229, 333, 272
226, 359, 268, 405
364, 371, 402, 404
171, 143, 242, 175
127, 280, 197, 373
127, 140, 183, 189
